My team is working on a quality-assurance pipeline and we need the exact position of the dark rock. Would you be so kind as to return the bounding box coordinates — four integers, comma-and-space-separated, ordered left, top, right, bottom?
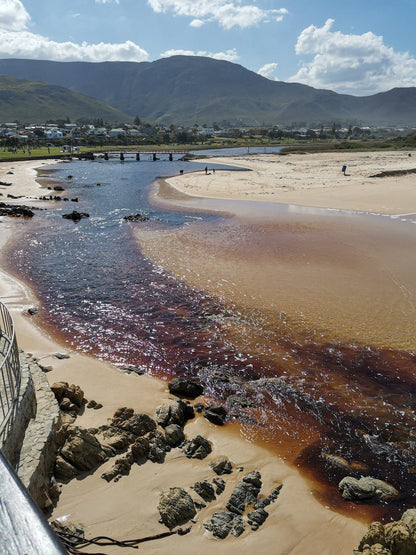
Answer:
156, 399, 193, 428
194, 403, 205, 413
247, 508, 269, 531
226, 472, 262, 515
131, 436, 150, 461
204, 511, 235, 539
98, 427, 131, 455
28, 307, 39, 315
192, 481, 216, 502
339, 476, 400, 503
54, 186, 65, 191
101, 452, 134, 483
62, 210, 90, 222
254, 484, 282, 510
168, 378, 204, 399
148, 431, 169, 463
232, 516, 245, 537
110, 407, 157, 437
51, 520, 85, 542
54, 455, 77, 482
54, 353, 70, 360
123, 213, 150, 222
39, 364, 53, 373
213, 477, 226, 495
158, 487, 196, 529
164, 424, 185, 447
87, 400, 97, 409
204, 404, 227, 426
210, 457, 233, 475
183, 435, 212, 459
121, 365, 146, 376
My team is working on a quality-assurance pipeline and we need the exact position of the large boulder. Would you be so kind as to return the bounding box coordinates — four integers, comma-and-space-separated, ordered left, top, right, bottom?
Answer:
358, 522, 387, 550
192, 481, 216, 502
402, 510, 416, 539
156, 399, 194, 428
339, 476, 400, 503
158, 488, 196, 529
55, 427, 108, 481
51, 381, 84, 415
168, 378, 204, 399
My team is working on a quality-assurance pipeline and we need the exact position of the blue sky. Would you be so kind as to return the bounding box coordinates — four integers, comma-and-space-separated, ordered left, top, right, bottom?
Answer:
1, 0, 416, 96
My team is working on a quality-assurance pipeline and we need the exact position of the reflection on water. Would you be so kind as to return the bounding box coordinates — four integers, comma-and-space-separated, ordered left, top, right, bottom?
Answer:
6, 157, 416, 522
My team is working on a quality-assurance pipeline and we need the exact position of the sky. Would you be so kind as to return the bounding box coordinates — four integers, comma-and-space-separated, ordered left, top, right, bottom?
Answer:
1, 0, 416, 96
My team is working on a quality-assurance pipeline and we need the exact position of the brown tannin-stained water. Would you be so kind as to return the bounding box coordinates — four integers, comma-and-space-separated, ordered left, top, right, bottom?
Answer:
5, 155, 416, 523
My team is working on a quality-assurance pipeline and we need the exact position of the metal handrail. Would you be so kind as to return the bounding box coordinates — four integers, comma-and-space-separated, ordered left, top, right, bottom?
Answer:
0, 302, 21, 442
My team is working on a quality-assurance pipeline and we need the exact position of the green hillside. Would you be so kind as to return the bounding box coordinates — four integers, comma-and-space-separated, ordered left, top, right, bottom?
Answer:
0, 75, 131, 123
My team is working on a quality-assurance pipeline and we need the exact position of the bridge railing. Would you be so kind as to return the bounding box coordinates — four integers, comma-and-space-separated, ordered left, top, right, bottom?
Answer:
0, 302, 21, 442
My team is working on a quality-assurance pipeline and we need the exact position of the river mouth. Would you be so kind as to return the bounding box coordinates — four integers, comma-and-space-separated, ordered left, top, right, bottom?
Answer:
5, 157, 416, 524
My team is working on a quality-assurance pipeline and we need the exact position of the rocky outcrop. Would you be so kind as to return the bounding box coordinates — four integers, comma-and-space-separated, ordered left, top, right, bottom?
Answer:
182, 435, 212, 459
339, 476, 400, 503
210, 456, 233, 475
55, 426, 108, 482
51, 381, 84, 416
204, 472, 282, 540
168, 378, 204, 400
354, 511, 416, 554
158, 487, 196, 529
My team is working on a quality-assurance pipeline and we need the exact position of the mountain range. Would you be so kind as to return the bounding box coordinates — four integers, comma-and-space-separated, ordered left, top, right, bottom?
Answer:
0, 56, 416, 126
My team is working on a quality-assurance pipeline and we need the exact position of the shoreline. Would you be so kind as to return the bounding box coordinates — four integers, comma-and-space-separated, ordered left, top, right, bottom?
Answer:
0, 159, 368, 553
168, 150, 416, 215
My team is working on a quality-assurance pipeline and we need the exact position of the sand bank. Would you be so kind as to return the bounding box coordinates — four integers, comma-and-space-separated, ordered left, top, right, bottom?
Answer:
0, 160, 367, 553
169, 150, 416, 214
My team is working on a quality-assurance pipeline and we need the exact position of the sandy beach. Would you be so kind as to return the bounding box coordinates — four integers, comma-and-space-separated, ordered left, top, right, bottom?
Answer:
4, 155, 405, 553
168, 150, 416, 215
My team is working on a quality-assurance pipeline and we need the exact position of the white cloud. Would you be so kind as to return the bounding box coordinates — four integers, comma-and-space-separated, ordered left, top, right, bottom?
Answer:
0, 30, 149, 62
0, 0, 148, 62
161, 48, 239, 62
258, 62, 278, 80
148, 0, 288, 30
95, 0, 120, 3
0, 0, 30, 31
290, 19, 416, 95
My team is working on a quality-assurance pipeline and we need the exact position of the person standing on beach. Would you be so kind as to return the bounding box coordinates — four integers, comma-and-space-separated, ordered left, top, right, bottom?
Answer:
205, 166, 208, 174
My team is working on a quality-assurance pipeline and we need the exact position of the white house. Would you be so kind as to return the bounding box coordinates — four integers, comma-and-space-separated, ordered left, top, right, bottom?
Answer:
45, 128, 63, 139
109, 128, 126, 137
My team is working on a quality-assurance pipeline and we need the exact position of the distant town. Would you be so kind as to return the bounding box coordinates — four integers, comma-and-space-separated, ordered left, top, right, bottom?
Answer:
0, 118, 414, 152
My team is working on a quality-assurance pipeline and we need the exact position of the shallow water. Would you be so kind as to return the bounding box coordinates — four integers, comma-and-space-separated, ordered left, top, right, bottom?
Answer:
6, 156, 416, 522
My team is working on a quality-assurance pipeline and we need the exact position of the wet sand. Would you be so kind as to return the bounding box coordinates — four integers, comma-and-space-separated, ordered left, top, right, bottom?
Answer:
0, 161, 367, 553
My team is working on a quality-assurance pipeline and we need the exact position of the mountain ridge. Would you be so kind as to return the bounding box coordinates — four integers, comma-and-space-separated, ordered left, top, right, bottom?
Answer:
0, 56, 415, 126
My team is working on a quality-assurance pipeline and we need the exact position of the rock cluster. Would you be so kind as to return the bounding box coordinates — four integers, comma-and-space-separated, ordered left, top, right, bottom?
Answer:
203, 470, 283, 539
0, 202, 34, 217
168, 378, 204, 400
354, 509, 416, 554
123, 213, 150, 222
